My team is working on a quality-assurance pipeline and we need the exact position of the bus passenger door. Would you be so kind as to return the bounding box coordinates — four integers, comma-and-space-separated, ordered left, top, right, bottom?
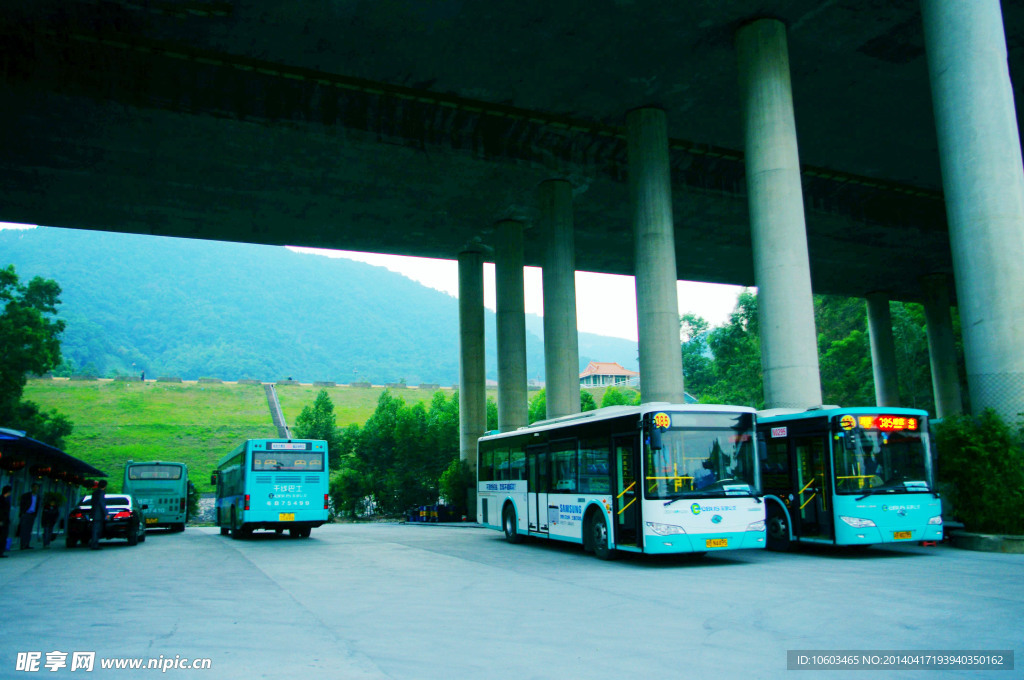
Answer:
527, 445, 549, 533
613, 435, 639, 547
795, 435, 832, 540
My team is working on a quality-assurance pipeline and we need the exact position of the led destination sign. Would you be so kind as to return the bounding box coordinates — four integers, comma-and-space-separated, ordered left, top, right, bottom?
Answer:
841, 414, 920, 432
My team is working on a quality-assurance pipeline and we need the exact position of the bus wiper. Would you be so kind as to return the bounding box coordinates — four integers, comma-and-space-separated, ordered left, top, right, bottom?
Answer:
663, 490, 720, 506
856, 488, 897, 501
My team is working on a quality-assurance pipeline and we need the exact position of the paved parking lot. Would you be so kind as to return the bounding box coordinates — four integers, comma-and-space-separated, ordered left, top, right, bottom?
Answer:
2, 523, 1020, 678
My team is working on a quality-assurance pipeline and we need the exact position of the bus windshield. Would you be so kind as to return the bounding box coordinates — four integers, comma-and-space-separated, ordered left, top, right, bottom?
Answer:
127, 465, 183, 480
834, 428, 930, 494
645, 413, 757, 499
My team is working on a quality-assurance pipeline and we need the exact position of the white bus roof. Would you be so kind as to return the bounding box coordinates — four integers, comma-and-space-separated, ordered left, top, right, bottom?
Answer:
480, 402, 755, 441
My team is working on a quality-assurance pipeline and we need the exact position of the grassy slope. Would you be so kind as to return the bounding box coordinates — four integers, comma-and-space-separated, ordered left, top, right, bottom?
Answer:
24, 380, 605, 495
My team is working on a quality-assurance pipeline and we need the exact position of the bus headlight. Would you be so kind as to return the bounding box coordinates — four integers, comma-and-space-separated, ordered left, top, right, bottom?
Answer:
928, 515, 943, 525
840, 516, 876, 528
746, 520, 765, 532
645, 522, 686, 536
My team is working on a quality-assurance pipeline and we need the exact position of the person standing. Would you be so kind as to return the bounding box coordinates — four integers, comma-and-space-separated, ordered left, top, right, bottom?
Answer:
89, 480, 107, 550
0, 485, 12, 557
41, 498, 59, 548
18, 483, 40, 550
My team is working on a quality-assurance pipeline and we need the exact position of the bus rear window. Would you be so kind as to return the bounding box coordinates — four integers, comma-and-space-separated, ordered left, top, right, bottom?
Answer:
127, 465, 183, 480
252, 452, 325, 472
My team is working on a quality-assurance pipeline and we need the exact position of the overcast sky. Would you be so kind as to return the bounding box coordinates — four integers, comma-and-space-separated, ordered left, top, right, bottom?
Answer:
3, 222, 744, 342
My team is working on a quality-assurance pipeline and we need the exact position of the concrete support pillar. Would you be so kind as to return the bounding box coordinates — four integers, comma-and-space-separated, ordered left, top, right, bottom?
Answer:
458, 250, 486, 473
539, 180, 581, 419
736, 18, 823, 409
495, 220, 529, 430
865, 293, 901, 407
922, 1, 1024, 422
626, 107, 686, 404
920, 274, 963, 419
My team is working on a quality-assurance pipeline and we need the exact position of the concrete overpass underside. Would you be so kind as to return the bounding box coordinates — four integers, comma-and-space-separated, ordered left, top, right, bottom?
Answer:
6, 1, 1018, 302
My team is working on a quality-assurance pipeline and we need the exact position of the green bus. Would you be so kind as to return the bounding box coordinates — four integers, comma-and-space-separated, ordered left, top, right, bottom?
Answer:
123, 460, 190, 532
212, 439, 329, 539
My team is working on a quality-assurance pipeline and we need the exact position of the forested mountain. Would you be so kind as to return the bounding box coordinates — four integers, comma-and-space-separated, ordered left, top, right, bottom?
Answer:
1, 227, 638, 384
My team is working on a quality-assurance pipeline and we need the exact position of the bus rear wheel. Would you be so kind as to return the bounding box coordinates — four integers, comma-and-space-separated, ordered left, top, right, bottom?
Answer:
590, 513, 615, 560
503, 505, 523, 544
230, 508, 243, 540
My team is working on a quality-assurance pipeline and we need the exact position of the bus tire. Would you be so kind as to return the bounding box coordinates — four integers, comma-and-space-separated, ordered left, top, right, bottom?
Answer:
220, 526, 229, 536
590, 513, 615, 560
66, 534, 77, 548
299, 527, 311, 538
766, 505, 791, 552
502, 504, 523, 544
173, 523, 185, 533
230, 508, 242, 540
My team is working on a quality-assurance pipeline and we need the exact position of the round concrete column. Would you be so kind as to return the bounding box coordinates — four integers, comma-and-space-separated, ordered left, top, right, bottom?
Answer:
458, 249, 486, 473
539, 180, 581, 419
495, 220, 529, 430
736, 18, 823, 409
922, 1, 1024, 422
626, 107, 685, 404
920, 274, 963, 419
865, 293, 901, 407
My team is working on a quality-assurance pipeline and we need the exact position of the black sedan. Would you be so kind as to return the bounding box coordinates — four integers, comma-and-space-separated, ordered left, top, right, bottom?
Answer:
66, 494, 148, 547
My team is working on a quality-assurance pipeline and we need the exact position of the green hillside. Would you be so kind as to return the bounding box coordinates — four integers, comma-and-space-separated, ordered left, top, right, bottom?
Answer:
2, 226, 639, 384
26, 378, 575, 494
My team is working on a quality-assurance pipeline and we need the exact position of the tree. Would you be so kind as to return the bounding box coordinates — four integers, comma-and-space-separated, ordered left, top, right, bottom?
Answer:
580, 390, 597, 412
0, 265, 72, 446
528, 389, 546, 424
700, 290, 763, 408
600, 386, 639, 408
680, 313, 714, 397
293, 390, 343, 468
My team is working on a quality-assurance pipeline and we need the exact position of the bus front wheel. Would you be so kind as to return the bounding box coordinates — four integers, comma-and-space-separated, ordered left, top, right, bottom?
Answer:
766, 506, 791, 552
503, 505, 524, 544
590, 513, 615, 560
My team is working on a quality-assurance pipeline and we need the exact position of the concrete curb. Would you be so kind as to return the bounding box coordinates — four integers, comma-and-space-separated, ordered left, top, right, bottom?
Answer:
950, 531, 1024, 554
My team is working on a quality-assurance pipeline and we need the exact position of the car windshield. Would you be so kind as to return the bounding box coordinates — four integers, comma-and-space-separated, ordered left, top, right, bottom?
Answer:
834, 427, 930, 494
644, 412, 758, 499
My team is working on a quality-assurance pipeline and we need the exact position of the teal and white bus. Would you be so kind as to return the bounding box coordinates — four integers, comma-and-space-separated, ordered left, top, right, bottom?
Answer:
123, 460, 190, 532
756, 407, 943, 550
477, 404, 765, 559
212, 439, 329, 539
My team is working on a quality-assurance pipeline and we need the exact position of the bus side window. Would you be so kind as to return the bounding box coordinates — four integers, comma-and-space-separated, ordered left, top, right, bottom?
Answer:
480, 449, 494, 482
550, 440, 578, 492
495, 448, 511, 481
579, 438, 610, 494
761, 439, 790, 490
509, 448, 526, 481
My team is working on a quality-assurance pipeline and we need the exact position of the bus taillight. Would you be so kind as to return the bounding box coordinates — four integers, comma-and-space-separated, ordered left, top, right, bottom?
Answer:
324, 494, 329, 510
179, 498, 185, 512
244, 494, 250, 511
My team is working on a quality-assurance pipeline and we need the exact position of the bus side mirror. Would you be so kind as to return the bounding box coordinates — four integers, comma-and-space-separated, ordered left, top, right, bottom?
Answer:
650, 426, 664, 451
757, 433, 767, 462
210, 472, 218, 486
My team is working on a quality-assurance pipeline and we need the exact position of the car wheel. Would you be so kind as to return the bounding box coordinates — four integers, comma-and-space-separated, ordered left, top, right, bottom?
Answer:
66, 533, 77, 548
127, 523, 139, 546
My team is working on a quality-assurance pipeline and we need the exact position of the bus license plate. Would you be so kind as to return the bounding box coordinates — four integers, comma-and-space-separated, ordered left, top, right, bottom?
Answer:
706, 538, 728, 548
145, 518, 158, 525
893, 531, 912, 540
279, 513, 295, 522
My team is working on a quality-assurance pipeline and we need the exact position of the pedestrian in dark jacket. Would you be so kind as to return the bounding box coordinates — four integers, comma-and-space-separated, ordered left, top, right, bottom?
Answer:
0, 485, 11, 557
41, 499, 60, 548
89, 481, 107, 550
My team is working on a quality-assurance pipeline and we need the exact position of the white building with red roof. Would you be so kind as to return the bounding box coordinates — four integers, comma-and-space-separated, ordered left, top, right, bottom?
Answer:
578, 361, 640, 387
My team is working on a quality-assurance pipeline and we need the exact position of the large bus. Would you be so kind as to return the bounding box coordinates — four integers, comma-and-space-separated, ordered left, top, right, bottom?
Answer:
123, 460, 190, 531
756, 407, 943, 550
212, 439, 329, 538
477, 403, 765, 559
